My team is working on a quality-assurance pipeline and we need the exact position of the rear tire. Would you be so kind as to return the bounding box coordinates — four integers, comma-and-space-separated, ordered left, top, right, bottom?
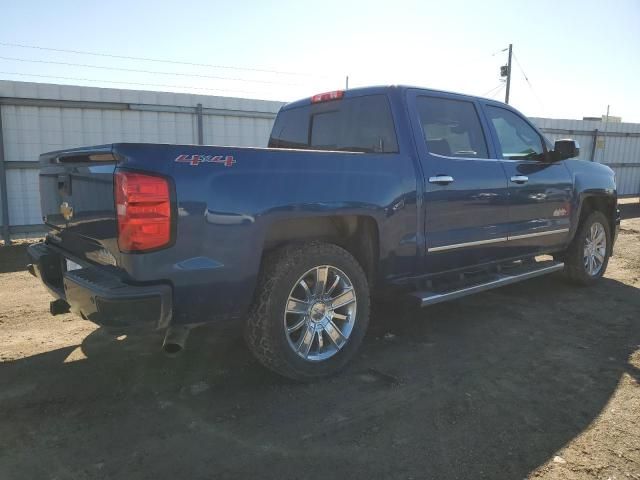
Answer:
563, 210, 611, 286
245, 242, 370, 382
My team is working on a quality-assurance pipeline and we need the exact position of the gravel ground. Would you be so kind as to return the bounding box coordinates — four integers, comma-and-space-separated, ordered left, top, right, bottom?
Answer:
1, 207, 639, 480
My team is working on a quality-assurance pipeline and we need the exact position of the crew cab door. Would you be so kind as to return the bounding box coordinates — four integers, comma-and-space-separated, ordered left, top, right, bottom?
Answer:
481, 104, 573, 256
408, 90, 511, 274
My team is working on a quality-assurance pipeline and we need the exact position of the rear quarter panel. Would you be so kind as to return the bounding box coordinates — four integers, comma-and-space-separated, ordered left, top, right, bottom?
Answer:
114, 143, 419, 325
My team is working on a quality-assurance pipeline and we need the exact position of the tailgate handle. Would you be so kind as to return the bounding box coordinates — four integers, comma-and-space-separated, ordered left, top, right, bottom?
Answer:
58, 174, 72, 195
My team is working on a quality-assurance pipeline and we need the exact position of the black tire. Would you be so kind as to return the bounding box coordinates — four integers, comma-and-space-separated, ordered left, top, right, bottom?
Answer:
245, 242, 370, 382
563, 210, 611, 286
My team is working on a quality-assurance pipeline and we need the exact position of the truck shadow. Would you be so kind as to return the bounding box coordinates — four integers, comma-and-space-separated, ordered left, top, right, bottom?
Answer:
1, 275, 639, 479
620, 201, 640, 219
0, 244, 31, 274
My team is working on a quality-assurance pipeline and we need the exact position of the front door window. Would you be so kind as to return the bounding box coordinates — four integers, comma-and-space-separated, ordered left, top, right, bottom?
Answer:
486, 106, 544, 161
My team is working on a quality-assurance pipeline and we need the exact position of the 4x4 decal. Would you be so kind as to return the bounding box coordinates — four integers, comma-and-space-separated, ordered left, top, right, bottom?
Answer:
175, 154, 236, 167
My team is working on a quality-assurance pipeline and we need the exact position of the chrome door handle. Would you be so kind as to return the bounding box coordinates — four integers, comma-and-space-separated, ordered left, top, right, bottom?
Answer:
510, 175, 529, 184
428, 175, 454, 185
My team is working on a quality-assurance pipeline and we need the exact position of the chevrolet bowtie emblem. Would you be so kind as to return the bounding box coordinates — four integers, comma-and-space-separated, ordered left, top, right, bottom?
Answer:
60, 202, 74, 221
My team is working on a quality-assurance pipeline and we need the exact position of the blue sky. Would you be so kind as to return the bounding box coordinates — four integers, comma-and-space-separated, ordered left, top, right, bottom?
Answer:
2, 0, 639, 121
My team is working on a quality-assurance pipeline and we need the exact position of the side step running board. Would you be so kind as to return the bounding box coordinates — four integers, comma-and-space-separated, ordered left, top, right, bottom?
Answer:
410, 262, 564, 307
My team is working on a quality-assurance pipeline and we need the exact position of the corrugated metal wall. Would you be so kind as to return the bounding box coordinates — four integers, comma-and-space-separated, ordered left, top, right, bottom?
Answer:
532, 117, 640, 196
0, 80, 283, 242
1, 80, 639, 244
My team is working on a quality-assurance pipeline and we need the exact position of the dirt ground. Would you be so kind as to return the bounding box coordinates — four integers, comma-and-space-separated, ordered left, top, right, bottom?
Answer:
1, 207, 639, 480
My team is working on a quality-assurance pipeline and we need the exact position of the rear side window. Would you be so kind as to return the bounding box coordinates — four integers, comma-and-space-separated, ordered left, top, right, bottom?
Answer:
269, 94, 398, 153
268, 106, 309, 149
416, 96, 489, 159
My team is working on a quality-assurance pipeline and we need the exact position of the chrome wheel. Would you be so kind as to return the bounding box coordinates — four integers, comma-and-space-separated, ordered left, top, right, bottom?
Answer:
583, 221, 607, 276
284, 265, 357, 362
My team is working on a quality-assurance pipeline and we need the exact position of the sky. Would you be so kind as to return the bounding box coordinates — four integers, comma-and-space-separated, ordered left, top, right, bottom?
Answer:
1, 0, 639, 121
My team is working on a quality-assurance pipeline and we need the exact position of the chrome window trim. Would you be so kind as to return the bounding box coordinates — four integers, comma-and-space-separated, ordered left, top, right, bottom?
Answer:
427, 153, 549, 164
428, 151, 492, 161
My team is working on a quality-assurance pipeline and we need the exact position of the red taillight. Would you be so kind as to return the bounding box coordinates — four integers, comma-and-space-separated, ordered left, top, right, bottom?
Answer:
310, 90, 344, 103
114, 170, 172, 252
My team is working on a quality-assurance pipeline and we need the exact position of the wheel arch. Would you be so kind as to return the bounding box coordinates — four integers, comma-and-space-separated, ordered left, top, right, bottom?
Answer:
574, 193, 617, 252
262, 215, 380, 285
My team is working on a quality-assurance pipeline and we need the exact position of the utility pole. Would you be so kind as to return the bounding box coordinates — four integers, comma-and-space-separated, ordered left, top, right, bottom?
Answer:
345, 75, 349, 90
600, 104, 610, 163
505, 43, 512, 104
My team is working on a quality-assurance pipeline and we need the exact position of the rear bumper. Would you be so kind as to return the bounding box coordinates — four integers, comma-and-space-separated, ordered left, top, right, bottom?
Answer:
27, 242, 172, 329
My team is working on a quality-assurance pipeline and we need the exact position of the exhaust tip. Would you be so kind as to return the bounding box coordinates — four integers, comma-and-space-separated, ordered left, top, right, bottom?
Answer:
163, 342, 183, 356
26, 264, 36, 277
162, 326, 190, 357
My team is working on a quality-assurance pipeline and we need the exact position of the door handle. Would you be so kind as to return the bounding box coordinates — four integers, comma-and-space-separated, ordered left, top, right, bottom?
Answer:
428, 175, 454, 185
510, 175, 529, 184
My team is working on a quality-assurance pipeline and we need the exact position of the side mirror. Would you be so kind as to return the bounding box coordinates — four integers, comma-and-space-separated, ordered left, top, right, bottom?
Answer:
553, 139, 580, 160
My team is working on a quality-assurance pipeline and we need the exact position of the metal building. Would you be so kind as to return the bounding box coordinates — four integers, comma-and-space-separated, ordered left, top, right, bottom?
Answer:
1, 80, 639, 245
531, 117, 640, 197
0, 80, 283, 244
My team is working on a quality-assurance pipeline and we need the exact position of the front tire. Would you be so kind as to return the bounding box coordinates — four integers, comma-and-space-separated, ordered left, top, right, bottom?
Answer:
563, 210, 611, 285
245, 242, 370, 381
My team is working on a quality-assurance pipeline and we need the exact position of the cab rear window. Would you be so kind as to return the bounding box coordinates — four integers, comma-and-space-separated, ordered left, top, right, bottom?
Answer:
269, 94, 399, 153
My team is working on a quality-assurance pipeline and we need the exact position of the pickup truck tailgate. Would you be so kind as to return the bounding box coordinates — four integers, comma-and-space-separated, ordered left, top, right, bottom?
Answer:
39, 145, 119, 264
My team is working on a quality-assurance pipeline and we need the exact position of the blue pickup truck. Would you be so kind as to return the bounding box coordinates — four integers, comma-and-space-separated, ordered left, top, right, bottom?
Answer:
27, 86, 620, 380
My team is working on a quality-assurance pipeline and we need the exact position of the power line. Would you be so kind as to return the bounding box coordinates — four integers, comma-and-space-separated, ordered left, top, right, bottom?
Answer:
0, 71, 271, 96
481, 82, 505, 97
489, 83, 505, 100
480, 83, 504, 97
0, 55, 303, 86
490, 47, 509, 57
512, 53, 545, 110
512, 54, 531, 83
0, 41, 326, 78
